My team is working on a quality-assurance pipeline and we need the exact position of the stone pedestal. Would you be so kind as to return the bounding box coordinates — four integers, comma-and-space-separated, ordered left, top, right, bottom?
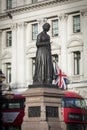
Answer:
22, 84, 64, 130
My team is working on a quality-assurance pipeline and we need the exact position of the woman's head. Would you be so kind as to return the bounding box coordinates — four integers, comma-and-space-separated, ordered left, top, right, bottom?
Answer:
43, 23, 50, 32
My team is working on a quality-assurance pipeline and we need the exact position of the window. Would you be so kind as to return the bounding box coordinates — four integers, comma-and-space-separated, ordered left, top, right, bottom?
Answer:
8, 103, 20, 109
2, 102, 21, 109
62, 97, 86, 109
32, 23, 38, 40
67, 124, 84, 130
32, 0, 38, 4
73, 51, 80, 75
73, 15, 80, 33
2, 126, 21, 130
32, 58, 35, 77
6, 63, 11, 83
2, 99, 25, 109
46, 106, 58, 117
6, 0, 12, 9
52, 19, 58, 36
52, 54, 58, 74
28, 106, 41, 117
6, 31, 12, 47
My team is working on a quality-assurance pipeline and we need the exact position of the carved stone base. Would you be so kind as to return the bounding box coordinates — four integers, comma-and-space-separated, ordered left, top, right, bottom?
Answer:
22, 84, 64, 130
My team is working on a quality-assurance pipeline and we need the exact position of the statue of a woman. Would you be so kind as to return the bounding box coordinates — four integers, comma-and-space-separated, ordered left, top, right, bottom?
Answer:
33, 23, 54, 84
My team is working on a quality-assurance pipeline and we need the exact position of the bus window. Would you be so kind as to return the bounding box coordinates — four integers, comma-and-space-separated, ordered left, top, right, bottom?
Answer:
75, 99, 86, 109
2, 103, 8, 109
67, 124, 85, 130
75, 100, 81, 108
9, 103, 20, 109
2, 126, 21, 130
61, 100, 64, 107
2, 99, 25, 109
62, 97, 86, 109
66, 100, 74, 108
81, 100, 86, 109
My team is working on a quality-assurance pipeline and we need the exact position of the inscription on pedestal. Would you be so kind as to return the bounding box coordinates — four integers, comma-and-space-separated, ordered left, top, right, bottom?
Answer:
28, 106, 41, 117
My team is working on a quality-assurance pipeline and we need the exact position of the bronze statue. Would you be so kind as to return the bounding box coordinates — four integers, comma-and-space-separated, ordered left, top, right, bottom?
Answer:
33, 23, 54, 84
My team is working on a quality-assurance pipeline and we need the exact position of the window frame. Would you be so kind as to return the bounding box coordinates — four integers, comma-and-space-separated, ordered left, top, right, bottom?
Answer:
52, 19, 58, 37
32, 23, 38, 40
6, 0, 12, 9
6, 31, 12, 47
32, 58, 35, 77
73, 15, 80, 33
73, 51, 81, 75
6, 63, 11, 83
32, 0, 38, 4
52, 54, 58, 74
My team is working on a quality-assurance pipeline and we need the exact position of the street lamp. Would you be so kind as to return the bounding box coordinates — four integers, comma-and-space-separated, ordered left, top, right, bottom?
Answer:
0, 69, 5, 130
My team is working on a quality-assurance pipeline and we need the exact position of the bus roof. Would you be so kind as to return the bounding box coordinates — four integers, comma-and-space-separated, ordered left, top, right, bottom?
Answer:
3, 93, 25, 100
13, 94, 25, 99
63, 91, 83, 99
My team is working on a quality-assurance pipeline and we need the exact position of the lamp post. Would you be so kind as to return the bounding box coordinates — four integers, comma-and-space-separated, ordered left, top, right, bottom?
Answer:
0, 69, 5, 130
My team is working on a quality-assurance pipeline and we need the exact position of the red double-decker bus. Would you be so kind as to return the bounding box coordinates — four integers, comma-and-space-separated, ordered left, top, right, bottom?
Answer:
61, 91, 87, 130
0, 93, 25, 130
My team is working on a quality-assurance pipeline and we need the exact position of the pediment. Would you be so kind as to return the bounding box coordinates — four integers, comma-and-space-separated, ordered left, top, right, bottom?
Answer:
51, 41, 61, 50
26, 41, 61, 55
26, 45, 36, 55
67, 38, 83, 48
2, 51, 11, 59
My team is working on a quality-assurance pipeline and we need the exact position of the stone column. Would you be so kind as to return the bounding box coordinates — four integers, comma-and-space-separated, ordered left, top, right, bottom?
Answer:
59, 14, 68, 73
0, 30, 2, 68
81, 9, 87, 79
25, 23, 30, 46
16, 22, 25, 87
11, 23, 17, 85
26, 57, 33, 85
26, 23, 32, 43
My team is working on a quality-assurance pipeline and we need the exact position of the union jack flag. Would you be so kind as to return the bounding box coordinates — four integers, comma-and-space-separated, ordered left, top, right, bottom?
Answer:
54, 63, 69, 90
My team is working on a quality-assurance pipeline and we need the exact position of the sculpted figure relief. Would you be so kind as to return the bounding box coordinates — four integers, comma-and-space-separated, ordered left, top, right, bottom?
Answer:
33, 23, 54, 84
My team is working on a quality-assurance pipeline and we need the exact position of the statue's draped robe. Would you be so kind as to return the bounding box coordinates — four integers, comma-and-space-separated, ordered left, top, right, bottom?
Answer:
33, 31, 54, 84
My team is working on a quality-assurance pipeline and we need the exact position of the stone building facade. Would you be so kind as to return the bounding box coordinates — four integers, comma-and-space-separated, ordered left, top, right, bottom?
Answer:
0, 0, 87, 99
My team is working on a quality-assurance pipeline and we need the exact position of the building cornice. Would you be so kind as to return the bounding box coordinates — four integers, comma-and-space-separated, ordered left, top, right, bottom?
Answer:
0, 0, 77, 20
